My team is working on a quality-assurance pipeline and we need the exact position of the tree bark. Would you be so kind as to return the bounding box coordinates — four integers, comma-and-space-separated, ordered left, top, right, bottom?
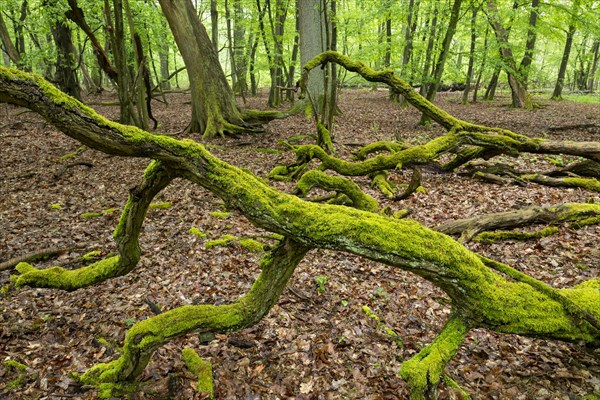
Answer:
462, 5, 478, 104
486, 0, 533, 109
158, 0, 246, 138
0, 13, 21, 66
420, 0, 462, 125
50, 19, 82, 100
552, 0, 581, 100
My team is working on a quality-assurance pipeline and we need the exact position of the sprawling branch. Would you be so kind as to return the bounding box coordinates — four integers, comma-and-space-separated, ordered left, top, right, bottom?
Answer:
1, 66, 599, 398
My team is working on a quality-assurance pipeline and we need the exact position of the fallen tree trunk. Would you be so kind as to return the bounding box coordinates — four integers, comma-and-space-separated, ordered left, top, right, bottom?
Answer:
1, 66, 599, 400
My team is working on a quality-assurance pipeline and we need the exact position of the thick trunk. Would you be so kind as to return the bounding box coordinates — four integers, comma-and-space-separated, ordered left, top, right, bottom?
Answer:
298, 0, 326, 109
50, 19, 82, 100
158, 0, 246, 138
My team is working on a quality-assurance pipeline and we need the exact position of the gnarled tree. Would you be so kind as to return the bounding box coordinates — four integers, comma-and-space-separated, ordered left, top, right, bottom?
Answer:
0, 61, 599, 400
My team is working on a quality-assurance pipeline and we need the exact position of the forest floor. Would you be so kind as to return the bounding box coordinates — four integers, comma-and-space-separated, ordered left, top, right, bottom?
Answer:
1, 88, 599, 400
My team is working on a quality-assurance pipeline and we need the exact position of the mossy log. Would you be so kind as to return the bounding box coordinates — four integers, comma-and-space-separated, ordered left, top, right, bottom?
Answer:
1, 67, 599, 399
436, 202, 600, 242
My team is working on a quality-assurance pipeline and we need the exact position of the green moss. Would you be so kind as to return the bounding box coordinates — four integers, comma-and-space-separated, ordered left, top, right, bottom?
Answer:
562, 177, 600, 192
474, 226, 559, 244
79, 250, 102, 262
371, 171, 395, 198
205, 234, 237, 249
295, 170, 378, 212
4, 360, 34, 390
50, 203, 62, 210
239, 238, 265, 253
182, 348, 214, 398
59, 145, 87, 161
149, 201, 172, 210
354, 141, 408, 160
189, 227, 207, 238
82, 211, 103, 219
399, 316, 468, 400
442, 375, 471, 399
393, 209, 411, 219
15, 256, 121, 291
210, 211, 232, 219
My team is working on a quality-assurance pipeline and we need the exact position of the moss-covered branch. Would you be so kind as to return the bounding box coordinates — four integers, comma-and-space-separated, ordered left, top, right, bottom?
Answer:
78, 239, 309, 397
14, 161, 175, 290
294, 169, 378, 211
399, 314, 469, 400
435, 202, 600, 241
2, 67, 599, 398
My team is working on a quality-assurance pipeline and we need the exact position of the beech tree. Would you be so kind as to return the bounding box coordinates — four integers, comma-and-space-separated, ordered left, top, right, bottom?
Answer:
1, 53, 599, 399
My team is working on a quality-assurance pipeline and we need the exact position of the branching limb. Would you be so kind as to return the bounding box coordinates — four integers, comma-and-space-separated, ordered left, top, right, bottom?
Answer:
435, 202, 600, 241
399, 314, 469, 400
294, 170, 378, 212
14, 161, 175, 290
78, 239, 309, 395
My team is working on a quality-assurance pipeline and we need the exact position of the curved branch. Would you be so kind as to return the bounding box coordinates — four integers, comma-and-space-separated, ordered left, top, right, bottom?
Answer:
399, 314, 469, 400
79, 239, 309, 393
15, 160, 176, 290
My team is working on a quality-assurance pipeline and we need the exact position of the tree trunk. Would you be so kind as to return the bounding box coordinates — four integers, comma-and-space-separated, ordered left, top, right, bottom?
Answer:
210, 0, 218, 51
298, 0, 327, 111
472, 26, 489, 103
486, 0, 532, 109
518, 0, 539, 89
462, 5, 478, 104
158, 0, 246, 138
551, 0, 581, 100
420, 0, 462, 125
233, 0, 247, 96
419, 2, 437, 97
50, 18, 82, 100
588, 40, 600, 92
0, 13, 21, 66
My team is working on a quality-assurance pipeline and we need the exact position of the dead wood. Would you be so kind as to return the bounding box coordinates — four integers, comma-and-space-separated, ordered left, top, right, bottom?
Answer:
435, 202, 600, 241
0, 244, 88, 271
53, 161, 94, 180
